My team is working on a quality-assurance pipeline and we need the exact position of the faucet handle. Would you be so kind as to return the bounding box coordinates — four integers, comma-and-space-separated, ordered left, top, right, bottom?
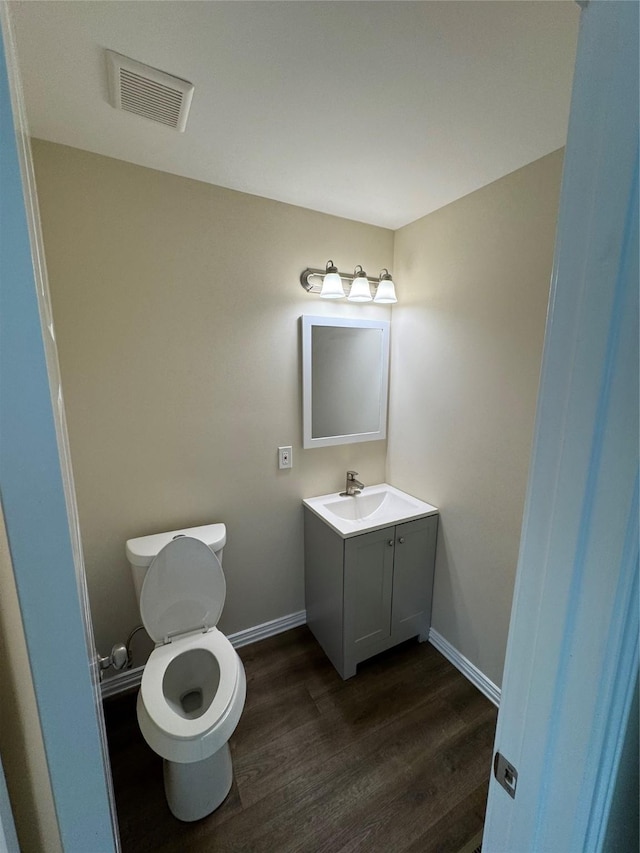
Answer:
347, 470, 359, 479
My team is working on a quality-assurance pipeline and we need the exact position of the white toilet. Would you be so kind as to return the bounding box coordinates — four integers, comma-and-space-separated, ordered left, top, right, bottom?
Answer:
126, 523, 246, 822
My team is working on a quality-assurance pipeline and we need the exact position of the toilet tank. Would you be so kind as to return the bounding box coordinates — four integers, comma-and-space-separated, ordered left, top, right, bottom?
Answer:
126, 523, 226, 605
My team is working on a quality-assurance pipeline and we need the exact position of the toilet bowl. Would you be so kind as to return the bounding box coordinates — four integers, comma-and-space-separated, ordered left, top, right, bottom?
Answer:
126, 525, 246, 822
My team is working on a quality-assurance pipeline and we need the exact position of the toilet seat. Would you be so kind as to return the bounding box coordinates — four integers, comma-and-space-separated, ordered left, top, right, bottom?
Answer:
140, 628, 241, 740
139, 536, 226, 643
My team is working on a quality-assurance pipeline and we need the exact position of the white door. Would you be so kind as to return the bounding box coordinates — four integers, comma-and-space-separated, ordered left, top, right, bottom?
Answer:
483, 1, 638, 850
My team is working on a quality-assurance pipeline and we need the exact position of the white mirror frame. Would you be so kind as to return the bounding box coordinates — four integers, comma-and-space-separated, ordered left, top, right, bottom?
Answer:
302, 315, 390, 449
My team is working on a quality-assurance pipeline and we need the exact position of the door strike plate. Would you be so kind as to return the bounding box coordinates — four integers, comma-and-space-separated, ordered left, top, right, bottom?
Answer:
494, 751, 518, 799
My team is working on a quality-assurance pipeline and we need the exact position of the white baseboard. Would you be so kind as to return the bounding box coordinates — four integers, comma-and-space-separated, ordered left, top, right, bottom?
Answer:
100, 609, 307, 700
227, 609, 307, 648
428, 627, 501, 707
101, 614, 500, 709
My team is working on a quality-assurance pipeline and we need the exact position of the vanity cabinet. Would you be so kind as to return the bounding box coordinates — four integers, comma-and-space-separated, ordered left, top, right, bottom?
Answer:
304, 509, 438, 679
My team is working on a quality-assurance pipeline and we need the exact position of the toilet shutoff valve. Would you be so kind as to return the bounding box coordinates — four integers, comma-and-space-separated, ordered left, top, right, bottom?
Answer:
98, 642, 129, 676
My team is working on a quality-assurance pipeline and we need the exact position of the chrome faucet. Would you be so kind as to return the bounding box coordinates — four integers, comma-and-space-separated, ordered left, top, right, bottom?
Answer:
341, 470, 365, 497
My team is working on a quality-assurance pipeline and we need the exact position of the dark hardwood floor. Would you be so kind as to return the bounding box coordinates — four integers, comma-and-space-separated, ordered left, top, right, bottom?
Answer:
104, 627, 496, 853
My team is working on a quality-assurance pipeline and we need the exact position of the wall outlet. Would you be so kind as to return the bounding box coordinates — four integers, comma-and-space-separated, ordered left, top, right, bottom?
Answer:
278, 446, 293, 469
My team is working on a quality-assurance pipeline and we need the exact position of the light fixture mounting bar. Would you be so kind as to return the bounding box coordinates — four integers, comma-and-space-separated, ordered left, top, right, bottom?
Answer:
300, 267, 383, 296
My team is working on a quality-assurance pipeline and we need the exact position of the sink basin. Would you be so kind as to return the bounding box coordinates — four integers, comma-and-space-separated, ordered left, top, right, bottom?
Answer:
303, 483, 438, 538
321, 491, 387, 520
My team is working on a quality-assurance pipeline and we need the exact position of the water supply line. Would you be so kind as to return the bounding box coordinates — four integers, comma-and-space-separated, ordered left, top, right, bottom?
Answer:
125, 624, 145, 666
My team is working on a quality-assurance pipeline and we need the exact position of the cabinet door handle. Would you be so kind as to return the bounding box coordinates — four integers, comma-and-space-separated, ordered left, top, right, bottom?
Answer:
388, 539, 394, 546
398, 537, 405, 544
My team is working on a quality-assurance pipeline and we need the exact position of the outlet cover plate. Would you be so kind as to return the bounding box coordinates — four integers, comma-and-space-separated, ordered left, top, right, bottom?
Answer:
278, 446, 293, 469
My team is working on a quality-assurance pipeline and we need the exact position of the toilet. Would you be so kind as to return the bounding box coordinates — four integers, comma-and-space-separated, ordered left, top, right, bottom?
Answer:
126, 523, 246, 822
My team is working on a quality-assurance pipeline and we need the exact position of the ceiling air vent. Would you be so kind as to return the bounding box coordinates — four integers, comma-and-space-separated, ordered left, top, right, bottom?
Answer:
106, 50, 194, 132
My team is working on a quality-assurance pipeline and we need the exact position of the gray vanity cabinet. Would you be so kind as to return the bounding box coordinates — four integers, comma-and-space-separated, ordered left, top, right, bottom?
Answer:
304, 509, 438, 679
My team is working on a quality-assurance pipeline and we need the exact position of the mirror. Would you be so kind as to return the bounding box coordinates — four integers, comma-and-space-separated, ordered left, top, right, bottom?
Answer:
302, 315, 390, 448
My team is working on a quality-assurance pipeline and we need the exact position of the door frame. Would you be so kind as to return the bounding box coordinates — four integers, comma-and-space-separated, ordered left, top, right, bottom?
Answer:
0, 7, 119, 850
483, 1, 639, 849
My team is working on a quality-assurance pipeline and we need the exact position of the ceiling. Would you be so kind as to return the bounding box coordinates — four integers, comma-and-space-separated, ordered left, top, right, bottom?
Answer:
9, 1, 579, 230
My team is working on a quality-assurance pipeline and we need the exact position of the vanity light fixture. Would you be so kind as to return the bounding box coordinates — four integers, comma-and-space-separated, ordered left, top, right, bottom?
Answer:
348, 266, 372, 302
319, 260, 346, 299
373, 269, 397, 304
300, 261, 398, 303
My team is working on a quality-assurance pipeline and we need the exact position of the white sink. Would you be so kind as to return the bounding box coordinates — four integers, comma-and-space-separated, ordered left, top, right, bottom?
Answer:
303, 483, 438, 538
321, 491, 387, 520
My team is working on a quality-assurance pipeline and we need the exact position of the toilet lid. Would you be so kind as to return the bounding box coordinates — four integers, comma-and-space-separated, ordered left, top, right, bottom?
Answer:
140, 536, 226, 643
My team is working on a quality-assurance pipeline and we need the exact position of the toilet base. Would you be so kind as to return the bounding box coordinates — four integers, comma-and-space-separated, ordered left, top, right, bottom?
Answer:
163, 743, 233, 822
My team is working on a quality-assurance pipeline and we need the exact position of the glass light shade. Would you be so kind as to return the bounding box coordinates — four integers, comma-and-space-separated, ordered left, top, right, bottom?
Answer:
373, 278, 397, 303
348, 275, 372, 302
320, 271, 345, 299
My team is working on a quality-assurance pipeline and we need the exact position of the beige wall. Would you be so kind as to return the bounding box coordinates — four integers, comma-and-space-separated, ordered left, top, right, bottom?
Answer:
32, 140, 563, 689
0, 508, 62, 853
32, 140, 393, 663
388, 150, 564, 687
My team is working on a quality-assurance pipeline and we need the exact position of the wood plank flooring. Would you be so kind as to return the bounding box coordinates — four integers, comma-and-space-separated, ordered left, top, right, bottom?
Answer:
104, 627, 496, 853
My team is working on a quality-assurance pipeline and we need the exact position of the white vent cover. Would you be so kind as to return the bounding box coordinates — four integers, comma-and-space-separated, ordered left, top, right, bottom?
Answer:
106, 50, 194, 132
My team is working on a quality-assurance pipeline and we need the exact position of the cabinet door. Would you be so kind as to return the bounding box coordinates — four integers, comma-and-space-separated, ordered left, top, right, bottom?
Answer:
391, 515, 438, 642
344, 526, 395, 660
